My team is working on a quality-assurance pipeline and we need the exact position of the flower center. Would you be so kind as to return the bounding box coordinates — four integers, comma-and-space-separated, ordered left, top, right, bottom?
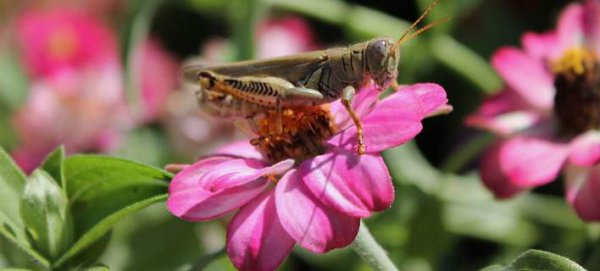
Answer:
47, 28, 79, 61
552, 47, 600, 136
250, 106, 337, 163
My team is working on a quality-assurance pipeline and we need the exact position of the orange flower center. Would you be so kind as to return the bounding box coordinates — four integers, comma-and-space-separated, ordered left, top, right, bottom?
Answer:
47, 28, 79, 61
250, 106, 337, 163
552, 47, 600, 136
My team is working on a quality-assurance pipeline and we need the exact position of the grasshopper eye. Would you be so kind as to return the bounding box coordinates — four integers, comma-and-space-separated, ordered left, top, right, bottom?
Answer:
366, 38, 397, 87
371, 39, 389, 57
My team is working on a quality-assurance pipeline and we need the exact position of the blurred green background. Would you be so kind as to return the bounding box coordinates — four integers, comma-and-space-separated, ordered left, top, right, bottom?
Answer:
1, 0, 598, 270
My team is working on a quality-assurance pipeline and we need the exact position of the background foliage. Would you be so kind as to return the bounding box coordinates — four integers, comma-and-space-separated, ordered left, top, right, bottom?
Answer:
0, 0, 598, 270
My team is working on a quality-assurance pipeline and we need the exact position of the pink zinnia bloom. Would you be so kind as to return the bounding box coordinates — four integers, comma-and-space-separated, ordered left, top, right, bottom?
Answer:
168, 83, 449, 270
134, 39, 180, 123
16, 8, 118, 77
12, 65, 127, 172
467, 0, 600, 221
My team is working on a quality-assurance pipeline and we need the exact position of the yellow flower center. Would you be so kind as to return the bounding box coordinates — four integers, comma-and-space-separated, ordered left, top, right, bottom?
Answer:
250, 106, 337, 163
551, 47, 595, 76
47, 28, 79, 61
552, 47, 600, 136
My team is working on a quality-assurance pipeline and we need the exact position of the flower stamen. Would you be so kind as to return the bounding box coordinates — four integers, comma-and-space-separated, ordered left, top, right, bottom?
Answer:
250, 106, 337, 163
553, 47, 600, 135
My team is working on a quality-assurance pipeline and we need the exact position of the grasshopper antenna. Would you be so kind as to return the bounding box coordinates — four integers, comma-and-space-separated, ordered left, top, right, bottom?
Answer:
390, 0, 442, 54
399, 16, 450, 44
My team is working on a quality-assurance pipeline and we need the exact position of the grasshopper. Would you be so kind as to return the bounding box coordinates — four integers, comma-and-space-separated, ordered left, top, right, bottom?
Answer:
182, 0, 444, 154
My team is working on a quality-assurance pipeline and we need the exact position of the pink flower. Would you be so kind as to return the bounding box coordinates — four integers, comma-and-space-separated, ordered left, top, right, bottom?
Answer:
467, 0, 600, 221
168, 83, 449, 270
162, 87, 237, 158
16, 8, 118, 77
12, 65, 127, 172
133, 39, 180, 123
256, 16, 318, 58
198, 16, 317, 62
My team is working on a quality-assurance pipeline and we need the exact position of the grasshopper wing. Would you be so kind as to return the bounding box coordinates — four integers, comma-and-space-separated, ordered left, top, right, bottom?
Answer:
181, 50, 328, 86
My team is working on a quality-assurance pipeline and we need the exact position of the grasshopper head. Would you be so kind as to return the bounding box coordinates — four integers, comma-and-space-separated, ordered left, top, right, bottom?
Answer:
366, 37, 400, 89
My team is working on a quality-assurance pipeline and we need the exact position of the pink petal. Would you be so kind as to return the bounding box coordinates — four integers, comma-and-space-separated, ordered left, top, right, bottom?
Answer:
557, 4, 585, 51
227, 191, 295, 271
479, 142, 525, 198
466, 110, 541, 136
330, 83, 380, 130
329, 83, 447, 153
499, 136, 569, 187
470, 88, 532, 116
408, 83, 450, 117
300, 148, 393, 218
275, 170, 360, 253
491, 47, 555, 110
565, 165, 600, 221
214, 140, 266, 161
569, 131, 600, 167
167, 157, 294, 221
466, 87, 548, 135
585, 0, 600, 53
522, 31, 561, 60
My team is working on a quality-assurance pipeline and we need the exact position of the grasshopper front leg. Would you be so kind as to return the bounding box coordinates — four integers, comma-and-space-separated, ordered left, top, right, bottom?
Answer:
342, 86, 366, 155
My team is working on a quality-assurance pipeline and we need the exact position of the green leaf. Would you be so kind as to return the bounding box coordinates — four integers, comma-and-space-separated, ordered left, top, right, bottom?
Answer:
84, 263, 109, 271
0, 148, 49, 268
498, 250, 586, 271
20, 170, 73, 260
112, 128, 169, 167
53, 156, 170, 268
56, 195, 167, 269
41, 146, 66, 188
0, 147, 26, 238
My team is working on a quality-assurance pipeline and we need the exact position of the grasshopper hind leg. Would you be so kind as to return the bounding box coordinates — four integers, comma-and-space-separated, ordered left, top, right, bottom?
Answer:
342, 86, 366, 155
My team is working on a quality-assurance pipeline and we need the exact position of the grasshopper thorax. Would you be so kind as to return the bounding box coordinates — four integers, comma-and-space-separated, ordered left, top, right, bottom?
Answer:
366, 37, 400, 89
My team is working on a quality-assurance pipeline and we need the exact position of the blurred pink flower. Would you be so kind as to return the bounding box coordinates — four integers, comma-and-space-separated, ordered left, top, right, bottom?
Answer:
134, 39, 180, 123
10, 8, 127, 172
467, 0, 600, 221
163, 87, 237, 158
16, 8, 118, 77
168, 83, 449, 270
12, 66, 127, 172
256, 16, 318, 59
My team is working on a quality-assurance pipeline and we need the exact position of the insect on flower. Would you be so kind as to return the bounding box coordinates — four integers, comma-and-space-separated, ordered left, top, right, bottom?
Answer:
180, 0, 447, 155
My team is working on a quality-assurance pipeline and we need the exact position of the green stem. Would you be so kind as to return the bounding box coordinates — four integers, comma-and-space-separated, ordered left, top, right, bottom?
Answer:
351, 221, 399, 271
431, 35, 502, 94
229, 0, 262, 61
189, 247, 226, 271
122, 0, 162, 118
439, 133, 495, 173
